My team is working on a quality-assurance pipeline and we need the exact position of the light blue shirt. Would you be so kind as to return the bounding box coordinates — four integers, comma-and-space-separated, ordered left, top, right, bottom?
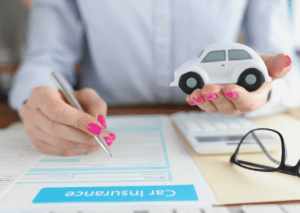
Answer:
9, 0, 300, 117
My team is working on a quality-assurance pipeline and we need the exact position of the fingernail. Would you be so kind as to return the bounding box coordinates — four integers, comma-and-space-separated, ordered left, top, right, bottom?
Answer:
223, 91, 238, 99
109, 133, 116, 140
285, 55, 292, 67
103, 137, 114, 146
97, 115, 107, 128
104, 133, 116, 146
203, 93, 218, 100
192, 96, 205, 104
87, 123, 102, 135
188, 101, 195, 105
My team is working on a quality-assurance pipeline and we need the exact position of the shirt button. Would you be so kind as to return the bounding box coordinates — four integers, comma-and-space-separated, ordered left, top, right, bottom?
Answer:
160, 62, 167, 69
160, 18, 167, 26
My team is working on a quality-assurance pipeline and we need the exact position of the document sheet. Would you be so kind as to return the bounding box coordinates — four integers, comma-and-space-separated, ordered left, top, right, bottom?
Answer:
0, 115, 216, 212
0, 125, 41, 199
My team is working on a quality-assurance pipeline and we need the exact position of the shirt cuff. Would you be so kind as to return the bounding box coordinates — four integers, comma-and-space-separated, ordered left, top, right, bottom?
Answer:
8, 68, 74, 112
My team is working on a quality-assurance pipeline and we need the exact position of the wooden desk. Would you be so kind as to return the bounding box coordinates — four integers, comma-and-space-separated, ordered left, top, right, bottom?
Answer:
0, 102, 199, 129
0, 102, 20, 129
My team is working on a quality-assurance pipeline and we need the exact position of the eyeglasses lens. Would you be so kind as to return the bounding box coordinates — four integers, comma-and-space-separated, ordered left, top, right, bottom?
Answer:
236, 129, 282, 171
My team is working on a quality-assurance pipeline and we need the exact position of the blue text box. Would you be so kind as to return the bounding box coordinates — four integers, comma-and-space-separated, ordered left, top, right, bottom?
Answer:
33, 185, 198, 203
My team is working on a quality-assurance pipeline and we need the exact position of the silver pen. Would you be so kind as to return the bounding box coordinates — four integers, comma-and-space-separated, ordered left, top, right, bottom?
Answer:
50, 72, 112, 157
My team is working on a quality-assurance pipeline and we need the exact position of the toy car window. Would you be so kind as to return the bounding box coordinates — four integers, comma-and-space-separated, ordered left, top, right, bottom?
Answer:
201, 50, 226, 63
228, 49, 252, 60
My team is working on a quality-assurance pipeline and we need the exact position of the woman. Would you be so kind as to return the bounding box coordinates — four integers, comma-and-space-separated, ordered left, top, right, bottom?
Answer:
9, 0, 299, 156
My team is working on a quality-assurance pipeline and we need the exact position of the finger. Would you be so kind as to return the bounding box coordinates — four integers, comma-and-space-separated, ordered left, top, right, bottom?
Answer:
20, 87, 63, 121
201, 84, 240, 115
190, 87, 219, 113
34, 124, 95, 148
24, 122, 91, 148
188, 89, 205, 105
33, 139, 66, 155
260, 53, 292, 80
37, 89, 104, 137
28, 86, 65, 109
102, 131, 116, 146
186, 94, 196, 106
62, 145, 99, 157
33, 108, 99, 146
74, 88, 108, 129
34, 111, 114, 148
33, 139, 97, 156
223, 82, 272, 113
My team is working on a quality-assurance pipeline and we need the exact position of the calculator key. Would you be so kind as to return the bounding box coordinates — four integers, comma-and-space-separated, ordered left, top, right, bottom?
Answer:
201, 125, 216, 132
213, 122, 227, 131
183, 120, 202, 132
197, 122, 216, 132
227, 122, 241, 130
239, 120, 257, 129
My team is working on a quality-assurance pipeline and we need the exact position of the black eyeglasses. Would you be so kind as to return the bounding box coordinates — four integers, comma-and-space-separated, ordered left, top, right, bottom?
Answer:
230, 128, 300, 176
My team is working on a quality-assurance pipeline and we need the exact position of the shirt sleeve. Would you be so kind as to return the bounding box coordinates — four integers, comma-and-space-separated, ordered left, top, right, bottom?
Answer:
8, 0, 83, 112
241, 0, 300, 118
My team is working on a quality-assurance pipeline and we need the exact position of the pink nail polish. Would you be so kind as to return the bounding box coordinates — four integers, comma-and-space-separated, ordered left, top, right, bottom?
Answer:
98, 115, 107, 128
188, 101, 195, 105
109, 133, 116, 140
203, 93, 218, 100
192, 96, 205, 104
223, 91, 238, 99
87, 123, 102, 135
285, 55, 292, 67
106, 141, 113, 146
104, 137, 114, 146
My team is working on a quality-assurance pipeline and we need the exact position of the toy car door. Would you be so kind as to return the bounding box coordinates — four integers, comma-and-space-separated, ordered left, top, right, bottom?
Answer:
199, 50, 228, 79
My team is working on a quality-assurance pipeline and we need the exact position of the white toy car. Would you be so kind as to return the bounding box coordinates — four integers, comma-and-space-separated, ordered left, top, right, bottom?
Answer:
170, 42, 272, 94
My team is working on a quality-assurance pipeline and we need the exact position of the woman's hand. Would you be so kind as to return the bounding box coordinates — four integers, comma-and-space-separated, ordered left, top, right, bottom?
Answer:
20, 86, 116, 156
186, 53, 292, 115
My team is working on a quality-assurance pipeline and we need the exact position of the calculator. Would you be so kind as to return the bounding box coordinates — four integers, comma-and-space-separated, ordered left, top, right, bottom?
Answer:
171, 111, 279, 154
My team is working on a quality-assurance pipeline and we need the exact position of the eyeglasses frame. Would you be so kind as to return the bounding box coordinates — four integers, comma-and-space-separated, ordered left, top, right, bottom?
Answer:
230, 128, 300, 177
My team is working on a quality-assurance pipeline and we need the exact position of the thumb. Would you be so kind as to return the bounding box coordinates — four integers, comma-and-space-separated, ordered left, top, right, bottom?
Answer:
260, 53, 292, 80
73, 88, 107, 128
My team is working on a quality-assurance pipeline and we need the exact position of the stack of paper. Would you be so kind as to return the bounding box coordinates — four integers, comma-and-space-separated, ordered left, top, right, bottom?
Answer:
0, 115, 217, 212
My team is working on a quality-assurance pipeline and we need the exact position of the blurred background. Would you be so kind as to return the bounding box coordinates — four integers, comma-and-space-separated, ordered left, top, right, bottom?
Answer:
0, 0, 300, 128
0, 0, 31, 102
0, 0, 33, 128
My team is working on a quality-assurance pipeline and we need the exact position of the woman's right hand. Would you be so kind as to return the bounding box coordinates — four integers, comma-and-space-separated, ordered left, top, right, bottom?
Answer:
20, 86, 115, 156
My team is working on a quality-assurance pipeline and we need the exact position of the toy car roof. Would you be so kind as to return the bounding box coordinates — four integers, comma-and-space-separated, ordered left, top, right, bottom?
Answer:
204, 42, 251, 51
201, 42, 259, 59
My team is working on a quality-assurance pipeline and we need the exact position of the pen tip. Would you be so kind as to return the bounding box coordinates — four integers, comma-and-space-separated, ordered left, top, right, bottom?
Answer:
110, 154, 113, 157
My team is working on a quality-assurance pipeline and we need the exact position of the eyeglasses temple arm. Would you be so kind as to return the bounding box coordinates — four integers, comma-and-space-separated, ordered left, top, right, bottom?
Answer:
251, 132, 281, 165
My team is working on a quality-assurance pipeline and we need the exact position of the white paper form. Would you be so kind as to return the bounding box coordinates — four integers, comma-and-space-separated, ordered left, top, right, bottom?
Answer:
20, 117, 173, 183
0, 125, 42, 199
0, 116, 216, 212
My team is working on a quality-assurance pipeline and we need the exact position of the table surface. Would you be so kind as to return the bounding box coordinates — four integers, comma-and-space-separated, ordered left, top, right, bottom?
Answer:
0, 102, 199, 129
2, 101, 300, 206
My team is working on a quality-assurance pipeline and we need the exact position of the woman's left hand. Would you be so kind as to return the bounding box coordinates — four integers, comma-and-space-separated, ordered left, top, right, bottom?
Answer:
186, 53, 293, 115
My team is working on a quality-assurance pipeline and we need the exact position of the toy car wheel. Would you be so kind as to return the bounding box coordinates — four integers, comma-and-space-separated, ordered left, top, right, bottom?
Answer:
179, 72, 204, 94
237, 68, 265, 92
